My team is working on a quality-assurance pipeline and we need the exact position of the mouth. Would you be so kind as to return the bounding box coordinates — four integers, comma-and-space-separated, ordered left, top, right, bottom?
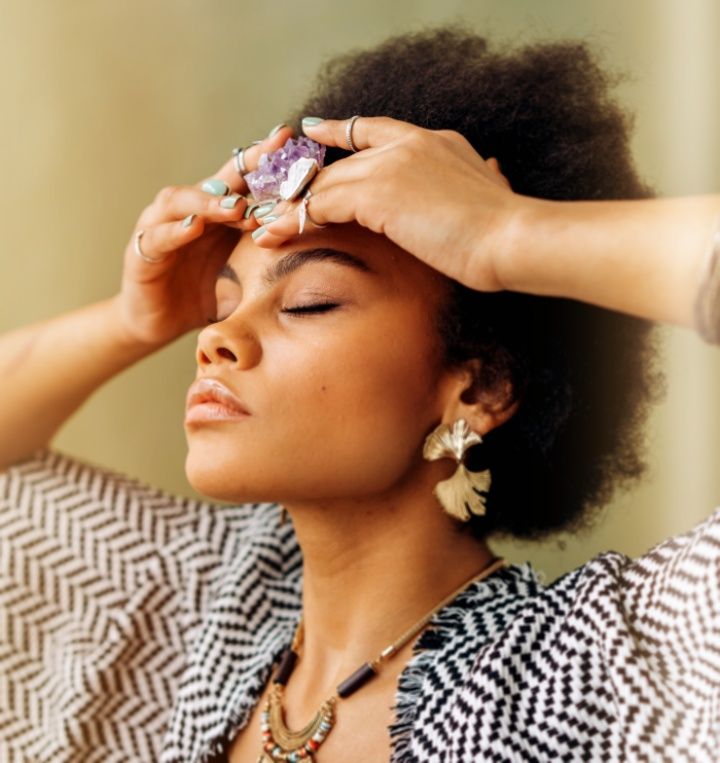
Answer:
185, 378, 251, 426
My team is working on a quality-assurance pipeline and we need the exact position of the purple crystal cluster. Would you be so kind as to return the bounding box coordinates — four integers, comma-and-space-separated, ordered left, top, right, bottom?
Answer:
245, 136, 326, 201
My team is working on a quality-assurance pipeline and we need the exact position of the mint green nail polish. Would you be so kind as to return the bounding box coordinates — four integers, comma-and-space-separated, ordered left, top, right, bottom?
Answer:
302, 116, 323, 129
244, 201, 262, 219
268, 123, 287, 138
181, 214, 196, 228
220, 194, 241, 209
261, 215, 279, 224
252, 226, 268, 240
202, 178, 229, 196
253, 201, 277, 219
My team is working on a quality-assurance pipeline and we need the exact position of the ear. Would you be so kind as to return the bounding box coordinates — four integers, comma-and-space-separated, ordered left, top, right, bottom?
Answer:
439, 359, 520, 437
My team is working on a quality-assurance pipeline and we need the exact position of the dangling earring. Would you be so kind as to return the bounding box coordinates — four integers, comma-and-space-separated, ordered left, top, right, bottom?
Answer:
422, 418, 491, 522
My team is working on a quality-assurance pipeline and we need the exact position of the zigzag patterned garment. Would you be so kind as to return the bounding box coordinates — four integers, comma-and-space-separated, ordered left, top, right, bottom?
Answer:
1, 451, 719, 762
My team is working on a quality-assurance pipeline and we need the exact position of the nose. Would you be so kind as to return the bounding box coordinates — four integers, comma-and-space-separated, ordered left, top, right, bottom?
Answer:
196, 322, 262, 369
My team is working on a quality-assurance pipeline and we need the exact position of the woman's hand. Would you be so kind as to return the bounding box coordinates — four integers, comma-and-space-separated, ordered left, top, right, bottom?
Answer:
252, 117, 523, 292
115, 127, 291, 348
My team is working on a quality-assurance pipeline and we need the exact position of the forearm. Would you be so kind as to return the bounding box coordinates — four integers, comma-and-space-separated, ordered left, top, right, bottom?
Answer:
0, 297, 161, 468
498, 195, 720, 332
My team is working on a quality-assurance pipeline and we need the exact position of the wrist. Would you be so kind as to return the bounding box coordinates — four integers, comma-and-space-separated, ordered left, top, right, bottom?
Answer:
103, 295, 168, 361
492, 196, 557, 294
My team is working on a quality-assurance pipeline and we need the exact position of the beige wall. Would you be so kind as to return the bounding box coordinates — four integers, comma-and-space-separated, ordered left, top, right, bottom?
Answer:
1, 0, 718, 580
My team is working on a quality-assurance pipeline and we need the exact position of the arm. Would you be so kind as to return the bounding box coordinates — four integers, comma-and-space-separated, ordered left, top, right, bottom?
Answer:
260, 117, 720, 341
0, 298, 156, 467
0, 128, 291, 469
498, 195, 720, 333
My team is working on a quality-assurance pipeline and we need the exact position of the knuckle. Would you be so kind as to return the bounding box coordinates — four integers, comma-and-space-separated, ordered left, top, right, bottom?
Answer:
154, 185, 177, 206
442, 129, 471, 150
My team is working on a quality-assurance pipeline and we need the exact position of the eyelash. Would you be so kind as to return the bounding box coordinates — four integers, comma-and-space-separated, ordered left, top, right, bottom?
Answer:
281, 302, 340, 316
207, 302, 339, 324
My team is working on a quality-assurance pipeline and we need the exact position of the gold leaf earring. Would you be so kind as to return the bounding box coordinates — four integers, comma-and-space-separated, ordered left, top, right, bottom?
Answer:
422, 418, 491, 522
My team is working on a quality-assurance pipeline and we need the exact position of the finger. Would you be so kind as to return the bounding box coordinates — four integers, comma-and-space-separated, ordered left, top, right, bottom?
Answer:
200, 123, 294, 194
300, 115, 421, 152
253, 181, 365, 247
126, 215, 209, 269
138, 184, 252, 228
245, 150, 379, 231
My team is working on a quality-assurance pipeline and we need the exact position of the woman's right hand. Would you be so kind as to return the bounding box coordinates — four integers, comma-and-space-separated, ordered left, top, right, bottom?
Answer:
114, 126, 292, 348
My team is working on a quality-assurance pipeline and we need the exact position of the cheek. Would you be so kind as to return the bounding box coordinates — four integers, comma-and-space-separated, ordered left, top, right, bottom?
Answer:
266, 318, 443, 492
186, 311, 446, 503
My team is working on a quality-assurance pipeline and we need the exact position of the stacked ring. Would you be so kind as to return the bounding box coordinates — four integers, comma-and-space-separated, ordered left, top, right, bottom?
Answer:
231, 147, 248, 175
231, 140, 263, 176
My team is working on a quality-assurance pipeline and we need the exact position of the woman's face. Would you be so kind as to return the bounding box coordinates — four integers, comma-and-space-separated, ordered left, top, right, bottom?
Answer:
184, 223, 455, 504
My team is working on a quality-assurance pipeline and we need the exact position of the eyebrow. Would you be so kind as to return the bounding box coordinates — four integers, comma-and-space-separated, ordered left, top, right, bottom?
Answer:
217, 248, 373, 288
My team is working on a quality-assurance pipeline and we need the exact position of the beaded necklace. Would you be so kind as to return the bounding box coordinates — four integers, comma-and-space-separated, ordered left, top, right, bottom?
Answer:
257, 556, 507, 762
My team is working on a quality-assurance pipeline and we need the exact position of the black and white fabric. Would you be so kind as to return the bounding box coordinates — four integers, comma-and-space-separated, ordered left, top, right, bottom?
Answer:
1, 451, 718, 762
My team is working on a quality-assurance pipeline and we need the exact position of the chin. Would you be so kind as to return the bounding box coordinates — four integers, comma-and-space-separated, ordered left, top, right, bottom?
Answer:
185, 447, 264, 503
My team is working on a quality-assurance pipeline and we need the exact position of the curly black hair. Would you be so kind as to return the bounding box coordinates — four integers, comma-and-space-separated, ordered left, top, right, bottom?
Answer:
290, 27, 666, 540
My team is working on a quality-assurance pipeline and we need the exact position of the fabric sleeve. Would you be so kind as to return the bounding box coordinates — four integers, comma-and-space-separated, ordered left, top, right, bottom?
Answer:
443, 510, 720, 762
620, 506, 720, 703
0, 449, 259, 763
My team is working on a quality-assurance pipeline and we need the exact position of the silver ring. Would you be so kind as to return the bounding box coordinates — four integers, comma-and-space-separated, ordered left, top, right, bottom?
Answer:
298, 189, 327, 235
231, 146, 247, 175
345, 115, 361, 153
133, 230, 167, 264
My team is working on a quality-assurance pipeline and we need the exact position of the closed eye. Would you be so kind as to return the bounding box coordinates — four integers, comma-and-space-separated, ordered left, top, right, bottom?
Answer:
281, 302, 340, 315
207, 302, 341, 324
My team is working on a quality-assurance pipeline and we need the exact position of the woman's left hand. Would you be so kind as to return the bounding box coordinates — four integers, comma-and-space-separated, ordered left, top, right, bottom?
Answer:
253, 116, 522, 292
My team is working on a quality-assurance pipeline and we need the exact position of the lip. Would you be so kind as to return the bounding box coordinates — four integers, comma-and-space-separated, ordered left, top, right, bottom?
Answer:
185, 378, 251, 425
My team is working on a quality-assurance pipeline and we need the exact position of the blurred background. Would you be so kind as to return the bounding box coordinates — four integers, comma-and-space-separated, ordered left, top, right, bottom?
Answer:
1, 0, 718, 580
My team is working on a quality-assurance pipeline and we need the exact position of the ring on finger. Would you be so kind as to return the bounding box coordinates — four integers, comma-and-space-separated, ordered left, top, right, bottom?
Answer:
231, 146, 248, 175
133, 230, 168, 264
298, 189, 327, 235
345, 115, 361, 153
231, 140, 263, 176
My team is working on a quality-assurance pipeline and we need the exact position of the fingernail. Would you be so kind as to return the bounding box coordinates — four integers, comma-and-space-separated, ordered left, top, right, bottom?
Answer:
253, 201, 277, 219
244, 201, 263, 219
302, 116, 324, 129
268, 123, 287, 138
181, 213, 196, 228
220, 193, 241, 209
202, 178, 229, 196
252, 226, 269, 240
261, 215, 279, 224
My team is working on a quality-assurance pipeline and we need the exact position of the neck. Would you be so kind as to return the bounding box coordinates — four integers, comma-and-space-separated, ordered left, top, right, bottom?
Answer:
283, 468, 496, 689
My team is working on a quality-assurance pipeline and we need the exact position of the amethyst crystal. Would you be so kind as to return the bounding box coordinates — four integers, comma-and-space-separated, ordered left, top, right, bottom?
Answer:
245, 136, 326, 201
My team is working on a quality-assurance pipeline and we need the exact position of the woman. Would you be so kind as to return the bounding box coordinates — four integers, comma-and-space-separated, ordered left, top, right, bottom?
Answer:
1, 28, 718, 763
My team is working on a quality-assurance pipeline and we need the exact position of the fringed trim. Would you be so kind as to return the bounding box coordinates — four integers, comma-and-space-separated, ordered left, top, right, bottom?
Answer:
388, 583, 482, 763
387, 565, 537, 762
195, 633, 295, 763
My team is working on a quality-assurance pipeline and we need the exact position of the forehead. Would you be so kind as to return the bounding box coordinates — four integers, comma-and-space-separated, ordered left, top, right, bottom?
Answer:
227, 222, 448, 298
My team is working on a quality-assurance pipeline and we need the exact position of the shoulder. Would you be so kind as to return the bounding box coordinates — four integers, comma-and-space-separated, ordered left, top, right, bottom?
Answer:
422, 511, 720, 761
0, 449, 292, 761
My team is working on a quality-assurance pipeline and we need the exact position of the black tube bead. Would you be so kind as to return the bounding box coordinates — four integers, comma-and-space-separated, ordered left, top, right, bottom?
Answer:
337, 662, 377, 698
273, 649, 298, 685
